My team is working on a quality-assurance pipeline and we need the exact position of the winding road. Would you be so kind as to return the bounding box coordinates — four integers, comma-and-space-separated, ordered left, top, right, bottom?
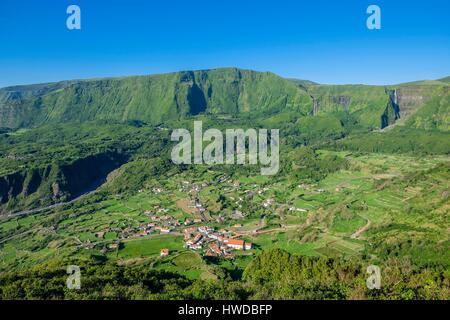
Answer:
0, 189, 97, 221
351, 219, 371, 239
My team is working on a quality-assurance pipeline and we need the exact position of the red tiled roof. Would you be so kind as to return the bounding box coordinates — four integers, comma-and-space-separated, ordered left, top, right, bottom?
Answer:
227, 239, 244, 246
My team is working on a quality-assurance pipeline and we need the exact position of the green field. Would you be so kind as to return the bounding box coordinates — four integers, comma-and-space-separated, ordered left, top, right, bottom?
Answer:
0, 68, 448, 299
116, 235, 184, 259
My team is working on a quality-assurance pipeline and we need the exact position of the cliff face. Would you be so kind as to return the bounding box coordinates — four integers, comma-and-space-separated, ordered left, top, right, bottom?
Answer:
305, 82, 449, 130
0, 152, 128, 214
0, 68, 312, 129
306, 85, 388, 129
396, 87, 432, 119
2, 69, 447, 131
311, 95, 352, 115
381, 89, 401, 129
380, 85, 449, 130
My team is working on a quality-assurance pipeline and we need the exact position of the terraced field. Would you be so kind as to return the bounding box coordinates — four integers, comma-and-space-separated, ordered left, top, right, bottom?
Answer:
1, 150, 447, 276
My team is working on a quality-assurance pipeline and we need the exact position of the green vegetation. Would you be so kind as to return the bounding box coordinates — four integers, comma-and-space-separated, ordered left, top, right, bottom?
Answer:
0, 68, 449, 300
117, 235, 184, 259
0, 249, 447, 300
0, 68, 312, 129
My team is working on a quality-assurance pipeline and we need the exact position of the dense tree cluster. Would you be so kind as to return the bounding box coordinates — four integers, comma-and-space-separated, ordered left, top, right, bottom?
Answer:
1, 249, 448, 300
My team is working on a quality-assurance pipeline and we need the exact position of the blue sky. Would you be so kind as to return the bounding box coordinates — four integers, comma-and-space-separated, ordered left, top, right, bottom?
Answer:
0, 0, 449, 87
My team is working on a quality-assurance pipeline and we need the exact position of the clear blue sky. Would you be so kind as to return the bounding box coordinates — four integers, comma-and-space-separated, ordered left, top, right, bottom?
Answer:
0, 0, 449, 88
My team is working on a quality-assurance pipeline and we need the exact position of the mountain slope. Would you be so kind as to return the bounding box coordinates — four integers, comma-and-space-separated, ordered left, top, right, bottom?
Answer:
1, 68, 448, 132
0, 68, 312, 128
306, 82, 449, 130
437, 76, 450, 83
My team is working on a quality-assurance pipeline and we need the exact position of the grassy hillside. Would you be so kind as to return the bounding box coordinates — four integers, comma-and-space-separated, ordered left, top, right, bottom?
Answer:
306, 82, 450, 130
437, 76, 450, 83
307, 85, 387, 128
1, 69, 447, 134
0, 122, 169, 214
0, 69, 448, 300
0, 68, 312, 128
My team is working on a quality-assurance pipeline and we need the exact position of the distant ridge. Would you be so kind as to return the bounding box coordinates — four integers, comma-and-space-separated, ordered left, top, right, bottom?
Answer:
0, 68, 448, 131
0, 68, 312, 128
288, 79, 319, 87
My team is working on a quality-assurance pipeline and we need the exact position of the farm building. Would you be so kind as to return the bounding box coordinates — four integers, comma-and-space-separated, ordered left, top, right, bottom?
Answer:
226, 239, 245, 250
160, 248, 169, 257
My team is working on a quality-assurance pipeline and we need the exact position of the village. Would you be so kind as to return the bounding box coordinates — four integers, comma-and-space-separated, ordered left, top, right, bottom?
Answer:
132, 205, 253, 259
88, 179, 316, 258
95, 185, 254, 259
182, 224, 252, 258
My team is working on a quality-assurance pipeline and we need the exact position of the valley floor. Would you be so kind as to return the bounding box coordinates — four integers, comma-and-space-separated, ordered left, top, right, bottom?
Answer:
1, 151, 448, 281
